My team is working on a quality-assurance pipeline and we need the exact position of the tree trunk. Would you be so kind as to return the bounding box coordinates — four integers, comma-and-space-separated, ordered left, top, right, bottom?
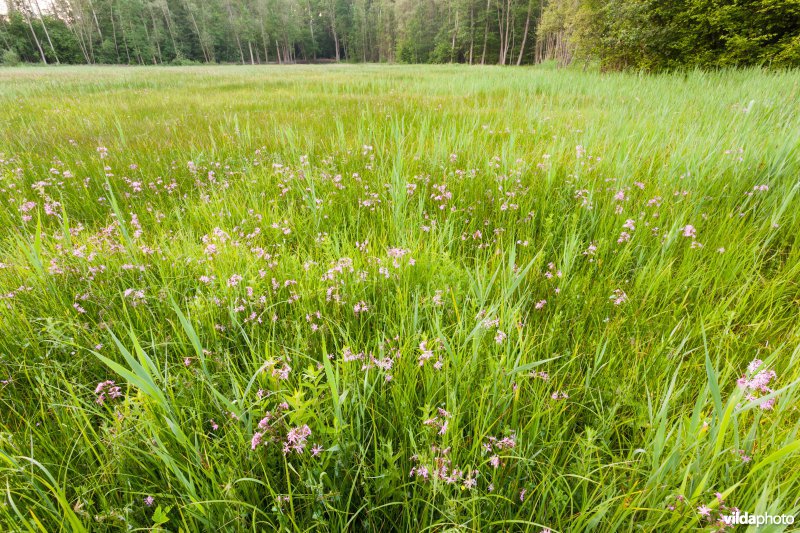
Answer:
468, 0, 474, 64
145, 6, 163, 64
259, 18, 269, 62
160, 1, 180, 59
516, 0, 532, 65
87, 0, 103, 39
109, 0, 121, 62
187, 5, 210, 62
23, 5, 48, 63
31, 0, 59, 64
120, 15, 132, 63
224, 0, 245, 64
480, 0, 490, 64
306, 0, 317, 60
450, 8, 458, 63
331, 19, 340, 60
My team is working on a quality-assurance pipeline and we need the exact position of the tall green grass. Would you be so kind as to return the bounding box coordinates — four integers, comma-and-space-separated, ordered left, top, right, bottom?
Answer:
0, 65, 798, 531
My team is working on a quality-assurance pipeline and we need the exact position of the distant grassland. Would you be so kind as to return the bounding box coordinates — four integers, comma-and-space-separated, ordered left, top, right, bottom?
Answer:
0, 65, 799, 531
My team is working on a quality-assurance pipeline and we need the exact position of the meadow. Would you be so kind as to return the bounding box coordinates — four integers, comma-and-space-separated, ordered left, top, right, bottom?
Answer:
0, 64, 799, 531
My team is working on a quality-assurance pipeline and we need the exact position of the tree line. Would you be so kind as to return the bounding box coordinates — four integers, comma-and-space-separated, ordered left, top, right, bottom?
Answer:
1, 0, 798, 70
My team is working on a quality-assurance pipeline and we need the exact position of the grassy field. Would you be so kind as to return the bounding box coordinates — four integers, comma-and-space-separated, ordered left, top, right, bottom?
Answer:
0, 65, 799, 531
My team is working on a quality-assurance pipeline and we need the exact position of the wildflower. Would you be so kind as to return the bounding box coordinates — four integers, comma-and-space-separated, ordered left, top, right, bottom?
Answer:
697, 504, 711, 517
747, 359, 763, 373
682, 225, 697, 238
737, 359, 777, 410
144, 496, 155, 507
535, 300, 547, 309
271, 363, 292, 381
311, 444, 323, 456
432, 290, 444, 306
610, 289, 628, 305
413, 465, 429, 480
520, 488, 527, 502
495, 330, 507, 344
285, 425, 312, 454
418, 340, 435, 366
251, 431, 264, 450
95, 380, 122, 405
738, 451, 752, 462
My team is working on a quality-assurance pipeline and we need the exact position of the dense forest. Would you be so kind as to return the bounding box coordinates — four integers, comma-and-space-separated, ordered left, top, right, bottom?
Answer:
1, 0, 799, 69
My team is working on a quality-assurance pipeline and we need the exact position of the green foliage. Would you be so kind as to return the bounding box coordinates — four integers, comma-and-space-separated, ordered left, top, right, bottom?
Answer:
170, 53, 201, 66
539, 0, 800, 70
396, 39, 416, 63
1, 49, 20, 66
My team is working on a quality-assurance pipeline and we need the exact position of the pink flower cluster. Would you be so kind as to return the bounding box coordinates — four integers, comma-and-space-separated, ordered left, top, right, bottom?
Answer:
409, 449, 479, 489
482, 433, 517, 469
283, 424, 312, 454
95, 380, 122, 405
737, 359, 777, 410
423, 408, 452, 435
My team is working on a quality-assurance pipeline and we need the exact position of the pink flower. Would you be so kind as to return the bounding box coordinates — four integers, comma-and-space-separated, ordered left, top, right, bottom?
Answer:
95, 380, 122, 404
251, 431, 264, 450
682, 225, 697, 238
144, 496, 155, 506
285, 425, 312, 454
610, 289, 628, 305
